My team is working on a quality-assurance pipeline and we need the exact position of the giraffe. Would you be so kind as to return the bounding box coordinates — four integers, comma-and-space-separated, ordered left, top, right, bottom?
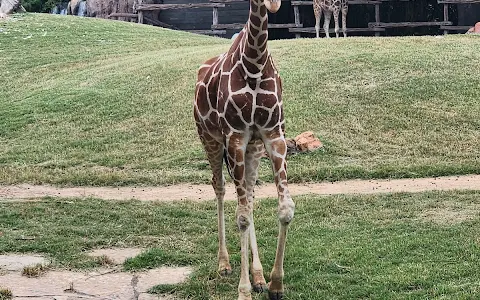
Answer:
193, 0, 295, 298
313, 0, 348, 38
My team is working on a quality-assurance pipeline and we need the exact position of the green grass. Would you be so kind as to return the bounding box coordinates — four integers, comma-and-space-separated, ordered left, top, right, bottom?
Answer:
1, 13, 480, 186
2, 191, 480, 299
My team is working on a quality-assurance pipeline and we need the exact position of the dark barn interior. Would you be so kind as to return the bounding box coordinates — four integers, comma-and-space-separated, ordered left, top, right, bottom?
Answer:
136, 0, 479, 39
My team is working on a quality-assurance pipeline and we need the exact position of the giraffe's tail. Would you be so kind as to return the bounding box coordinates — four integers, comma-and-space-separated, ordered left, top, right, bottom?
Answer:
223, 149, 234, 180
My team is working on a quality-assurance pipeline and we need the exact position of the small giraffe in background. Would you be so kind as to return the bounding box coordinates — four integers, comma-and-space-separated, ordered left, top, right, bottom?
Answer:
193, 0, 295, 297
314, 0, 348, 38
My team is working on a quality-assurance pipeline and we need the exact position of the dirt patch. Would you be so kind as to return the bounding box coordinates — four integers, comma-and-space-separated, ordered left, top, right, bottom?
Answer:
0, 254, 48, 271
0, 266, 190, 299
420, 201, 480, 225
1, 175, 480, 203
0, 250, 190, 299
421, 208, 477, 225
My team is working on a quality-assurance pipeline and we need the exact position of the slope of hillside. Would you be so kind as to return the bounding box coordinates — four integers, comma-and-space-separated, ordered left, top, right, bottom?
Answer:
1, 13, 479, 186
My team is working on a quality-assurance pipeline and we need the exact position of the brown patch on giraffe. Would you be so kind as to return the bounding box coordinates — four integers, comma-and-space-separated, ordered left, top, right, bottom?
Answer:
257, 33, 267, 48
247, 32, 255, 47
219, 117, 232, 135
235, 182, 246, 196
261, 19, 268, 31
207, 78, 219, 108
259, 4, 266, 16
274, 141, 286, 156
260, 79, 275, 92
251, 26, 259, 37
231, 93, 253, 124
247, 78, 257, 90
243, 57, 261, 76
233, 164, 245, 180
256, 92, 277, 108
254, 107, 270, 127
273, 157, 284, 172
250, 1, 258, 13
224, 102, 246, 130
204, 119, 219, 133
196, 86, 210, 116
250, 14, 261, 27
261, 63, 276, 78
257, 52, 268, 67
266, 105, 280, 128
230, 66, 246, 93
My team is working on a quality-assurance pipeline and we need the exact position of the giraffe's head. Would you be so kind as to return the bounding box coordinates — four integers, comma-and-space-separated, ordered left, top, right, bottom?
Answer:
265, 0, 281, 13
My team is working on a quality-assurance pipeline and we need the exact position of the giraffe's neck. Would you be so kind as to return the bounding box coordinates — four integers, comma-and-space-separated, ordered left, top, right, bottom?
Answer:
241, 0, 269, 78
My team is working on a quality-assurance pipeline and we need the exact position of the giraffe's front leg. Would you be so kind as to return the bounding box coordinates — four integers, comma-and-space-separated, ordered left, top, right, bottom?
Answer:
314, 4, 322, 38
246, 141, 267, 293
226, 133, 253, 300
262, 133, 295, 300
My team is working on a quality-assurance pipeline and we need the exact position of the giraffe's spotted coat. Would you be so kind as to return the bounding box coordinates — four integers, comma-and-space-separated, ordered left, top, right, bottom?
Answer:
193, 0, 294, 298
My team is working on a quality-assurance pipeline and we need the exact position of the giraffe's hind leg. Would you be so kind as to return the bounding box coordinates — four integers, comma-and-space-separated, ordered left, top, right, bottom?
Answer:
341, 5, 348, 37
196, 127, 232, 276
245, 140, 267, 292
333, 8, 340, 38
323, 9, 332, 38
313, 2, 322, 38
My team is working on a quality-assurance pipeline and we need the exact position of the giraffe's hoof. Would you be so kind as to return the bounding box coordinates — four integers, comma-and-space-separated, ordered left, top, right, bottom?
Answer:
218, 267, 232, 276
252, 282, 267, 293
268, 290, 284, 300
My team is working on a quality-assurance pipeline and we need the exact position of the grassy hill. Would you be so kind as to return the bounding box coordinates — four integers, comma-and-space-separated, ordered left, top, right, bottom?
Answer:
1, 13, 479, 186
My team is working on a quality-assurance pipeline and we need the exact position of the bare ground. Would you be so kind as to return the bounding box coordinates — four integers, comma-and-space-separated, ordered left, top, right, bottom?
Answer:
0, 249, 191, 300
1, 174, 480, 202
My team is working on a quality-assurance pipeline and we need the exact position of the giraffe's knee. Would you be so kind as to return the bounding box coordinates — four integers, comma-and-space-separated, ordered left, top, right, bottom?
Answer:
236, 204, 252, 231
237, 214, 251, 231
278, 198, 295, 225
212, 176, 225, 198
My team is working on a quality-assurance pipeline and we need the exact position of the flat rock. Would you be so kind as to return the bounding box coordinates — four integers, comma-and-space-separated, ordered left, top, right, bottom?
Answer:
0, 254, 48, 271
86, 247, 144, 265
73, 271, 134, 298
136, 267, 193, 292
0, 262, 191, 299
0, 271, 84, 297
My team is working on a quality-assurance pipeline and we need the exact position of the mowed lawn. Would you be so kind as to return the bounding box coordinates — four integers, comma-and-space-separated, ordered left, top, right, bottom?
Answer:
1, 190, 480, 299
0, 13, 479, 186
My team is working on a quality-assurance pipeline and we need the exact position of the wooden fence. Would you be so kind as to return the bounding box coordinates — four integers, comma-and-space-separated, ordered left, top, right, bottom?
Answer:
107, 0, 479, 38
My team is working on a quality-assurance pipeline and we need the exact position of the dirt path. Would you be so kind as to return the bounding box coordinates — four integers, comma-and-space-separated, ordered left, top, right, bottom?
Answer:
1, 174, 479, 202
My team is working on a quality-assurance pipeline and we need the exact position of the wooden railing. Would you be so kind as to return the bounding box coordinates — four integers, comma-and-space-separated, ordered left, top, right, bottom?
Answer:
439, 0, 480, 34
127, 0, 478, 37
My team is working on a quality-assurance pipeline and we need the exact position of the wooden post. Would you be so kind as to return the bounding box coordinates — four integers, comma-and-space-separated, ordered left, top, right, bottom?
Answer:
293, 5, 301, 38
443, 3, 449, 35
375, 3, 380, 36
213, 7, 218, 26
138, 0, 144, 24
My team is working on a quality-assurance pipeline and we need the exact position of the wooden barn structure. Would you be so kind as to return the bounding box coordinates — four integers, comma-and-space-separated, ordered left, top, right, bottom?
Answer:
107, 0, 480, 39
